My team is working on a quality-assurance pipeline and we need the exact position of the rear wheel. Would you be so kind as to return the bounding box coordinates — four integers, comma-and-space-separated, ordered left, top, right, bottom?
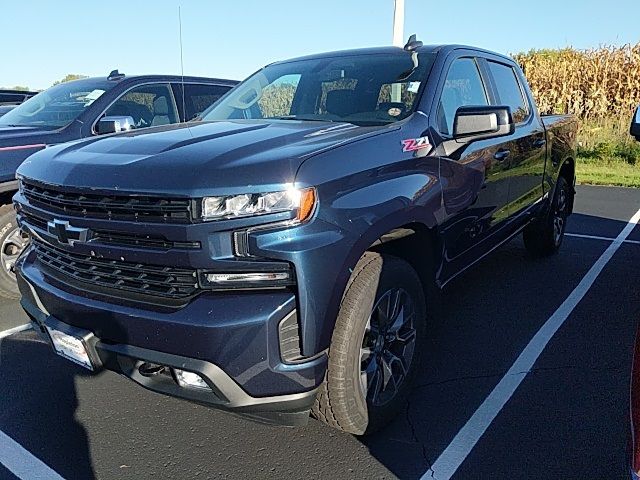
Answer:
523, 176, 569, 257
312, 252, 426, 435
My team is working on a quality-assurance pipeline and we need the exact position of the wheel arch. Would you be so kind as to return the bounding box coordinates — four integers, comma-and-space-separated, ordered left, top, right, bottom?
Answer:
366, 222, 441, 294
557, 157, 575, 213
0, 189, 17, 210
313, 216, 441, 355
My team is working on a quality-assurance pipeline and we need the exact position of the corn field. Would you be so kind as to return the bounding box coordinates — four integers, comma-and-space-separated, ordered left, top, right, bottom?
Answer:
514, 43, 640, 174
513, 44, 640, 120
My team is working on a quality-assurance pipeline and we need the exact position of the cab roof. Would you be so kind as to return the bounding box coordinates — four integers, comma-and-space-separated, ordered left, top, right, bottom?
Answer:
272, 44, 514, 65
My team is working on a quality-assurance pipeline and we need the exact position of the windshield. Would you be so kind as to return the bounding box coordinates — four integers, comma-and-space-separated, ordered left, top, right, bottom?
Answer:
202, 52, 436, 126
0, 79, 114, 129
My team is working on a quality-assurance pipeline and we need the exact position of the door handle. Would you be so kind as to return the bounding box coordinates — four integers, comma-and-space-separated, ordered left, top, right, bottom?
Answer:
494, 149, 510, 161
533, 139, 547, 149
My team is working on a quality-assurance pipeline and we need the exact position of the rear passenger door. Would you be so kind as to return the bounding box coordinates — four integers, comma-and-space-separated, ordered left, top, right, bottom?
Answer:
484, 59, 547, 217
435, 56, 514, 265
173, 83, 233, 121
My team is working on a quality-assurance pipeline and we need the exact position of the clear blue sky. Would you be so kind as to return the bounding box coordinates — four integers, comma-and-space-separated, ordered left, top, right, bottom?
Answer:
2, 0, 639, 90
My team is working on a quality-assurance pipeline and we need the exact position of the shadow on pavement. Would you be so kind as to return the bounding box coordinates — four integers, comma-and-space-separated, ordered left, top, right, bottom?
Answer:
0, 330, 95, 478
0, 316, 127, 480
360, 214, 636, 479
567, 212, 635, 238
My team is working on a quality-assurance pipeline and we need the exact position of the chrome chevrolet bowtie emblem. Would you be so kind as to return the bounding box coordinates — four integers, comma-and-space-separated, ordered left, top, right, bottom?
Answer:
47, 219, 91, 245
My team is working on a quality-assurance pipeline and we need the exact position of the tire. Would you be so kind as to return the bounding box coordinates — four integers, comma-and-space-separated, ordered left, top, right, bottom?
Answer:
0, 205, 28, 299
523, 176, 570, 257
312, 252, 426, 435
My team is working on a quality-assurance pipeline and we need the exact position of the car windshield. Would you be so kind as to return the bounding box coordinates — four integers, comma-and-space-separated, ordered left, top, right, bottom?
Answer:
201, 52, 436, 126
0, 79, 114, 129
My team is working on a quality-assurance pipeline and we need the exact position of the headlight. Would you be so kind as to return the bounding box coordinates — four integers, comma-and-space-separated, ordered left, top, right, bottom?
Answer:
202, 187, 316, 222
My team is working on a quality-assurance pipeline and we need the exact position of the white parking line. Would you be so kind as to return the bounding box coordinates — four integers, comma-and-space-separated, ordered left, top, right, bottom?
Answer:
0, 430, 65, 480
0, 324, 31, 340
424, 207, 640, 480
566, 232, 640, 245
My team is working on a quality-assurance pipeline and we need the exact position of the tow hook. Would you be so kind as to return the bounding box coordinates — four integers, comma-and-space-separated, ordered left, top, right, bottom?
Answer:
138, 362, 167, 377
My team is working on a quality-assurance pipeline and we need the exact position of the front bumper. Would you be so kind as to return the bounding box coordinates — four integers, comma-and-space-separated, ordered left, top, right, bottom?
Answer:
17, 249, 326, 426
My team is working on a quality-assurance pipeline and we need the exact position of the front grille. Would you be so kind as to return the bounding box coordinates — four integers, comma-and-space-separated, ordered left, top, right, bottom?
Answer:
22, 181, 193, 223
19, 210, 200, 250
34, 241, 199, 299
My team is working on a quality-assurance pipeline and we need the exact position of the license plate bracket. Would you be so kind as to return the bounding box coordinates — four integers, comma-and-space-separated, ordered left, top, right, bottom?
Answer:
44, 319, 100, 371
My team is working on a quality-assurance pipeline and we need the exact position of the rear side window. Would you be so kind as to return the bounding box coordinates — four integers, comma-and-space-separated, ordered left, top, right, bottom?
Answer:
437, 58, 488, 136
104, 84, 178, 129
487, 61, 529, 123
183, 83, 232, 120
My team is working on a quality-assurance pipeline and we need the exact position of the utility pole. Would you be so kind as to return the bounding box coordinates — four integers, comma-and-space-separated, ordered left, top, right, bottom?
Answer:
391, 0, 405, 101
392, 0, 405, 47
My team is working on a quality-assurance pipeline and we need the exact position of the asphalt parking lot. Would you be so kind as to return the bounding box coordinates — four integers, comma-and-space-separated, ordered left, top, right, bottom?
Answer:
1, 185, 639, 480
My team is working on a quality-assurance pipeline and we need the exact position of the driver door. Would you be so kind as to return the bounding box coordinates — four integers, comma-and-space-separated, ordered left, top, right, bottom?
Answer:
435, 56, 515, 280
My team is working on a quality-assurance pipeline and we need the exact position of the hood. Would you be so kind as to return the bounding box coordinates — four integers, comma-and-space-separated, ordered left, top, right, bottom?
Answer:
0, 126, 61, 146
17, 120, 395, 197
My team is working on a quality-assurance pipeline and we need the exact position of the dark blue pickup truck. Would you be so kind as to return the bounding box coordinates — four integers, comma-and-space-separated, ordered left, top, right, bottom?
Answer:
14, 39, 577, 434
0, 72, 237, 298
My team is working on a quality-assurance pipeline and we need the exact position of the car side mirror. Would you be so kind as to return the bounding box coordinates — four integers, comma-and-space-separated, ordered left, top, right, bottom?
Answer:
631, 105, 640, 141
96, 116, 135, 135
453, 106, 514, 143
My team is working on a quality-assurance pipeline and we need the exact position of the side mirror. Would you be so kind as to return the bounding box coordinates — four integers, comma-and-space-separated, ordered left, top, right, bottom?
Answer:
631, 105, 640, 141
96, 116, 135, 135
453, 106, 514, 143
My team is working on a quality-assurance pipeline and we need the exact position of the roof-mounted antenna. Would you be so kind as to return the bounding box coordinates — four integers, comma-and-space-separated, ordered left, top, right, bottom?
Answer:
107, 69, 125, 81
404, 34, 423, 51
178, 6, 186, 121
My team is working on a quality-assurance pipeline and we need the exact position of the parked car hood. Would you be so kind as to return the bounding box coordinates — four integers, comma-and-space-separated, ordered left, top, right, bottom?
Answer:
17, 120, 395, 196
0, 126, 60, 146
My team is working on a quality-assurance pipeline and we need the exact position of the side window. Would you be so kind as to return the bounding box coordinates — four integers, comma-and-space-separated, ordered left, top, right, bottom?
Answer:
437, 58, 488, 136
0, 93, 24, 105
183, 83, 232, 120
104, 83, 178, 129
487, 61, 529, 123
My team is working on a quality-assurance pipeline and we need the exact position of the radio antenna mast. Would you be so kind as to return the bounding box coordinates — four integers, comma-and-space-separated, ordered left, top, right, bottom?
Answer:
178, 6, 186, 120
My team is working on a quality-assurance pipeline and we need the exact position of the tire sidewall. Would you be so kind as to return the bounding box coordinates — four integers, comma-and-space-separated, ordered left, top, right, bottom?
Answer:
329, 254, 426, 434
0, 208, 21, 298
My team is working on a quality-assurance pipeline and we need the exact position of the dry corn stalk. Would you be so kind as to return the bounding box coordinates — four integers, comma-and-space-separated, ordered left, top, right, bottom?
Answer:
513, 44, 640, 120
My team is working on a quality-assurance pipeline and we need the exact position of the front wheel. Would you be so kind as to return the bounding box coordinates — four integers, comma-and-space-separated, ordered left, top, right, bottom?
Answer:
0, 205, 28, 299
312, 252, 426, 435
523, 176, 570, 257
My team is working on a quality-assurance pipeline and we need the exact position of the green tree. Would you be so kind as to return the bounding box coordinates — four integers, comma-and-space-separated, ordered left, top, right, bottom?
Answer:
0, 86, 30, 91
52, 74, 88, 86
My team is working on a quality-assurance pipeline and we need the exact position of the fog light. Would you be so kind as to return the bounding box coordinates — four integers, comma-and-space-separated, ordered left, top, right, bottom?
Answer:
174, 369, 211, 391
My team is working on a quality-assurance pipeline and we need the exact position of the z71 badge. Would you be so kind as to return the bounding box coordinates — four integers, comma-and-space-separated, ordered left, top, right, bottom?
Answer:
401, 136, 432, 153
